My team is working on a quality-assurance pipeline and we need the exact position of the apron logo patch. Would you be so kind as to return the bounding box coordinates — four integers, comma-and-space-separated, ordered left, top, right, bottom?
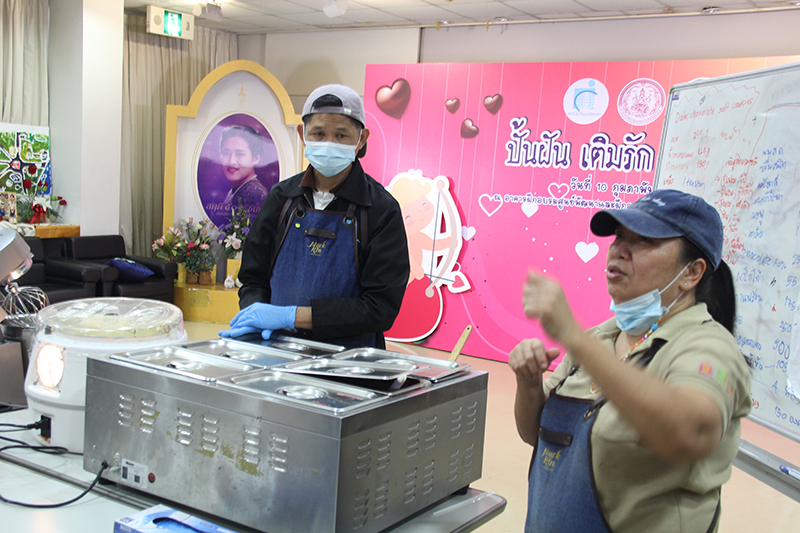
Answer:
308, 240, 327, 256
540, 447, 562, 472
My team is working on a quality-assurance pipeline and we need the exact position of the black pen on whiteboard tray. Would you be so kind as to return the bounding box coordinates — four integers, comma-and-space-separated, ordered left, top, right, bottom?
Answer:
779, 465, 800, 482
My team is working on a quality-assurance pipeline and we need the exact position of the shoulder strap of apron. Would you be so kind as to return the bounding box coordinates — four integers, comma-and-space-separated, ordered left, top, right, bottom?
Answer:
583, 338, 668, 422
271, 196, 299, 274
705, 492, 721, 533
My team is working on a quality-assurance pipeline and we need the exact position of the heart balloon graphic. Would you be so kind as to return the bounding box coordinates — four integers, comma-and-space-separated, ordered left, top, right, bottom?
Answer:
575, 241, 599, 263
478, 194, 502, 217
462, 225, 476, 240
548, 182, 570, 199
375, 78, 410, 119
461, 119, 479, 138
445, 98, 460, 113
521, 202, 538, 218
484, 94, 503, 114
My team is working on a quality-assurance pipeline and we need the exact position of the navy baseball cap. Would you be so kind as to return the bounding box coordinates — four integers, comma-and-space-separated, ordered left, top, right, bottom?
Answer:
590, 189, 723, 269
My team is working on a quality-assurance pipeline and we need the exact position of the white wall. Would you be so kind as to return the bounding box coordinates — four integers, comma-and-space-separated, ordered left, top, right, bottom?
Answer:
49, 0, 123, 234
260, 28, 420, 110
48, 0, 84, 227
420, 10, 800, 63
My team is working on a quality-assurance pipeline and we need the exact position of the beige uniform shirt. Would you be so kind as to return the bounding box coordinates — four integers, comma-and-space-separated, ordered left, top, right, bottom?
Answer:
543, 303, 751, 532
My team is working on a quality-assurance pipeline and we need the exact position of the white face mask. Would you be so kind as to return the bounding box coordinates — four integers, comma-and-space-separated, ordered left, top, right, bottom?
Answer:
303, 127, 361, 178
609, 263, 690, 336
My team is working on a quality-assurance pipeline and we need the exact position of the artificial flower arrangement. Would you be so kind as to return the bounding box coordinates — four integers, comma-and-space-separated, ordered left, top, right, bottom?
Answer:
152, 226, 188, 262
17, 177, 67, 224
179, 218, 217, 274
217, 200, 251, 260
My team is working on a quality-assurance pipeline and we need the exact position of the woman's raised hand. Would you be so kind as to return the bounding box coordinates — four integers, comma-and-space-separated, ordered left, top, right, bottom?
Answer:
509, 338, 561, 382
522, 271, 581, 344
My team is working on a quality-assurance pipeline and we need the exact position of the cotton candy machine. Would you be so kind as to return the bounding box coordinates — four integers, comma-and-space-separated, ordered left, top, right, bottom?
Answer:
24, 297, 187, 452
83, 337, 487, 533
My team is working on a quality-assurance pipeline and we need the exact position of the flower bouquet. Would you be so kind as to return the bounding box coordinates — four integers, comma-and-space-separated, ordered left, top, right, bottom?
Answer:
17, 177, 67, 224
179, 218, 217, 285
152, 226, 188, 262
217, 200, 251, 260
217, 201, 251, 287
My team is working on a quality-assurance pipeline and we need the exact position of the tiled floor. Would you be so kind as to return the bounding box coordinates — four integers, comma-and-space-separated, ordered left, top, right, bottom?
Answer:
187, 322, 800, 532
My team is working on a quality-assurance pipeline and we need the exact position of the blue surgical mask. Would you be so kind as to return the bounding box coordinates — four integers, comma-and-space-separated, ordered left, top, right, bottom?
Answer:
304, 129, 361, 178
610, 264, 689, 336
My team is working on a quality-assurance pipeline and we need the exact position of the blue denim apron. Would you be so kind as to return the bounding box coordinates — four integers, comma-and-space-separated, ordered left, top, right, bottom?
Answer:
526, 338, 721, 533
270, 201, 376, 348
525, 368, 612, 533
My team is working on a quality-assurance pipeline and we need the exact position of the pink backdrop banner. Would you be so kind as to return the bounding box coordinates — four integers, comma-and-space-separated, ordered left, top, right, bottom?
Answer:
362, 57, 799, 362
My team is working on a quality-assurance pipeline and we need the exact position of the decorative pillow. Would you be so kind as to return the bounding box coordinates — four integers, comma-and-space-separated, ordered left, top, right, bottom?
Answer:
106, 257, 154, 282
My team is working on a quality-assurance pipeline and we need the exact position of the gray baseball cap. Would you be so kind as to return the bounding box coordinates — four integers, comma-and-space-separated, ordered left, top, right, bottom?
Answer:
301, 84, 365, 127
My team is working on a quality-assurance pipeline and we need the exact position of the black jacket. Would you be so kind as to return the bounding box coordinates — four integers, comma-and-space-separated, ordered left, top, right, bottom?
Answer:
237, 160, 410, 347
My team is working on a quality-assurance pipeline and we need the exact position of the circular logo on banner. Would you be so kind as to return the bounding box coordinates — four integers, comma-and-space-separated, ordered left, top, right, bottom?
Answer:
563, 78, 609, 125
617, 78, 666, 126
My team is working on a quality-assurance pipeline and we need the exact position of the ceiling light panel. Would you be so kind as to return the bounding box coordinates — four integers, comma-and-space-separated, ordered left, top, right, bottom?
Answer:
387, 4, 473, 22
339, 10, 412, 24
501, 0, 588, 16
436, 3, 528, 20
576, 0, 664, 10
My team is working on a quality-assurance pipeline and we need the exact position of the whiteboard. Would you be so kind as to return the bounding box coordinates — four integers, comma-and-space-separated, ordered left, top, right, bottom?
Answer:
654, 62, 800, 443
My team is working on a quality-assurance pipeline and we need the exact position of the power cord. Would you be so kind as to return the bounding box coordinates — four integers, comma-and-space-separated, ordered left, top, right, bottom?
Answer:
0, 451, 108, 508
0, 420, 105, 508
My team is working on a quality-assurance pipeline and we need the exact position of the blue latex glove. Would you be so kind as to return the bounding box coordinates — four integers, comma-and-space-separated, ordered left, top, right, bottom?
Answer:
220, 303, 297, 340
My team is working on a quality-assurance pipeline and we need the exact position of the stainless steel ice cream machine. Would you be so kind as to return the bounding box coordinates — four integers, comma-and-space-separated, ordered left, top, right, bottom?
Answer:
82, 335, 488, 533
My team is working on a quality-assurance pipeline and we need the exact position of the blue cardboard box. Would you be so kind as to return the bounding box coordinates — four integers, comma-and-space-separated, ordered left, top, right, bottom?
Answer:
114, 505, 239, 533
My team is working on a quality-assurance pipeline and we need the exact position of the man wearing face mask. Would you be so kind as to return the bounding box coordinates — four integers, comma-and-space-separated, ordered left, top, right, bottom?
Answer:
222, 84, 410, 348
509, 190, 750, 532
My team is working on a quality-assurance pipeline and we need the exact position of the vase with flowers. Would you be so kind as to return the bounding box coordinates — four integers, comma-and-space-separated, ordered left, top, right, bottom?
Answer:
152, 226, 188, 283
217, 200, 250, 284
179, 218, 216, 285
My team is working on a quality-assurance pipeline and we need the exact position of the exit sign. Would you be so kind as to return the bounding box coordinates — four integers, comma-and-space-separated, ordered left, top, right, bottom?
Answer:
146, 5, 195, 40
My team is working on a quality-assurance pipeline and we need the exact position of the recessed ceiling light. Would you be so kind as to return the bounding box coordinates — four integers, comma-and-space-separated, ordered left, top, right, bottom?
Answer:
438, 20, 450, 25
494, 17, 509, 22
701, 6, 721, 13
790, 1, 800, 5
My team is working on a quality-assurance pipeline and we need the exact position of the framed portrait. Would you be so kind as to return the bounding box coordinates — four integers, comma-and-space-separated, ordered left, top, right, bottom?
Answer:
164, 60, 301, 234
196, 113, 280, 227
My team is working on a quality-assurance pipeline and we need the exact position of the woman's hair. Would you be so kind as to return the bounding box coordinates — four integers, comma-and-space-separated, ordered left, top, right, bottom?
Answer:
680, 238, 736, 333
219, 125, 264, 158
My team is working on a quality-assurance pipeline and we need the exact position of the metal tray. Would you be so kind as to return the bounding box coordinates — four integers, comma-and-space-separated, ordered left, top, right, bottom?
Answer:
179, 338, 305, 368
234, 333, 346, 357
110, 347, 256, 382
223, 370, 388, 413
270, 359, 427, 392
332, 348, 470, 382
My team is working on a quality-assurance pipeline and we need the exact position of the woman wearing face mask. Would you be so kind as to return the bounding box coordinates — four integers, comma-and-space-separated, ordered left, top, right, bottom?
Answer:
510, 190, 750, 533
224, 84, 410, 348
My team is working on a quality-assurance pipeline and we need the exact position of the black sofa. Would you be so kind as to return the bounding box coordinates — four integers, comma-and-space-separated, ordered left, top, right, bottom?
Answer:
63, 235, 177, 303
11, 236, 102, 305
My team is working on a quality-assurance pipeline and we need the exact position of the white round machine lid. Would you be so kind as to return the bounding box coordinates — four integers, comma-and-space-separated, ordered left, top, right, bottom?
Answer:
35, 297, 185, 339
